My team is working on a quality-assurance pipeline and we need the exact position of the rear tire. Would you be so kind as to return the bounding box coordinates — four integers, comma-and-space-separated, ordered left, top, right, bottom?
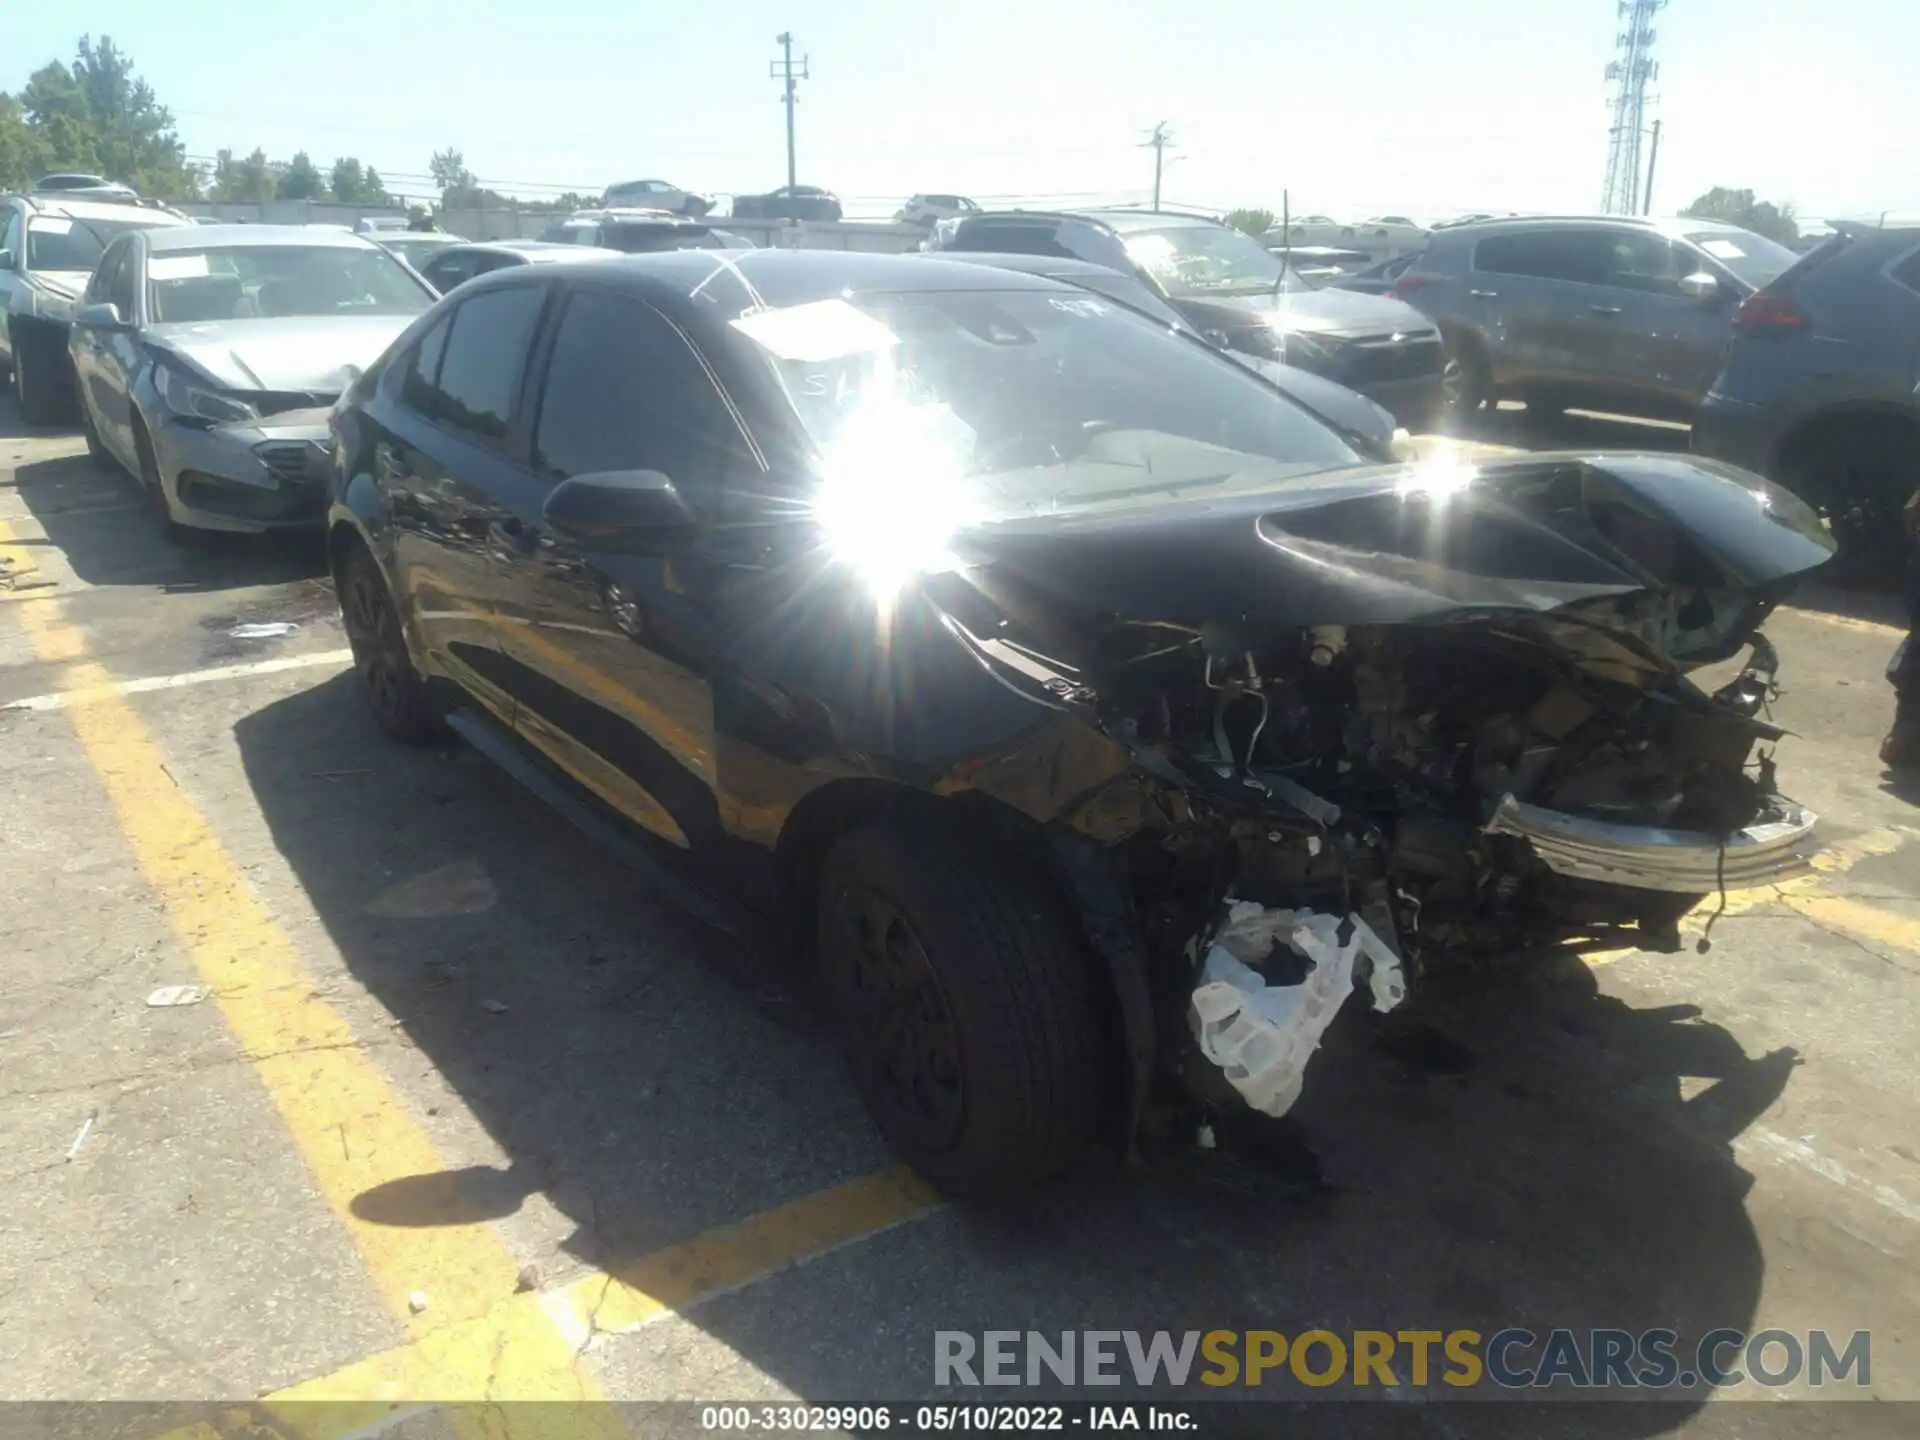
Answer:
816, 816, 1107, 1196
1440, 335, 1490, 423
338, 541, 443, 745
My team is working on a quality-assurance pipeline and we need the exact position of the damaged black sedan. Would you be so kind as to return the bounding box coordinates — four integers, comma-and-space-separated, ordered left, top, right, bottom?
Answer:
328, 251, 1832, 1195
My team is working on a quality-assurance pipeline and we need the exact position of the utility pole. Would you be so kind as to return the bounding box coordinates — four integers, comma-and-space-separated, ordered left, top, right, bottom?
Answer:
1144, 123, 1173, 212
1641, 118, 1662, 214
770, 32, 809, 195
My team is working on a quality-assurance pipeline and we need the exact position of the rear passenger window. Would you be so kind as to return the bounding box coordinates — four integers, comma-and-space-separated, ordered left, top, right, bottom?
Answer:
399, 314, 451, 415
1606, 232, 1682, 293
1473, 231, 1609, 285
429, 286, 546, 442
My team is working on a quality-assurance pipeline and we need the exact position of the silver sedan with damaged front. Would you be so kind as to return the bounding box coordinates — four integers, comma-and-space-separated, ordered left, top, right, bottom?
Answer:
67, 223, 434, 539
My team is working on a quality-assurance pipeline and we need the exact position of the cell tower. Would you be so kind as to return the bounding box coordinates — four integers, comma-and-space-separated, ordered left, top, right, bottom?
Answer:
1600, 0, 1664, 214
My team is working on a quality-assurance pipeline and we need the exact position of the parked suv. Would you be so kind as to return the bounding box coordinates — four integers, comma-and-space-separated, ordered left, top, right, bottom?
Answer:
1692, 224, 1920, 567
1, 192, 193, 421
1392, 215, 1800, 422
929, 209, 1444, 427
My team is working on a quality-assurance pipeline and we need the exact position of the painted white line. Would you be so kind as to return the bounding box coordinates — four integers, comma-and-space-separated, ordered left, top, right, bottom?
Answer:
1739, 1128, 1920, 1226
1, 648, 354, 713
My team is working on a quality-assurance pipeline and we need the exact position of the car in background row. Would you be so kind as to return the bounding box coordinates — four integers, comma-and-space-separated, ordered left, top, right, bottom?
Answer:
1267, 245, 1375, 286
30, 173, 143, 202
929, 208, 1444, 428
415, 238, 623, 294
2, 191, 194, 421
324, 248, 1829, 1195
1692, 223, 1920, 568
925, 249, 1408, 459
540, 209, 748, 253
896, 194, 980, 228
1264, 214, 1429, 251
730, 185, 843, 222
68, 224, 433, 538
1392, 214, 1800, 422
371, 231, 468, 270
600, 179, 715, 218
1333, 253, 1416, 295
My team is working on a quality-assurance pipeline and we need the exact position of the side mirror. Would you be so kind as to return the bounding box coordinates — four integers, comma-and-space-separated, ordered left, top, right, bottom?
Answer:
74, 302, 129, 330
542, 469, 695, 553
1678, 271, 1721, 302
0, 248, 14, 271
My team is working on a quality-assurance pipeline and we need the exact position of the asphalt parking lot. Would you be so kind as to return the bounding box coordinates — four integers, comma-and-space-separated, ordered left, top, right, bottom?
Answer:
2, 396, 1916, 1438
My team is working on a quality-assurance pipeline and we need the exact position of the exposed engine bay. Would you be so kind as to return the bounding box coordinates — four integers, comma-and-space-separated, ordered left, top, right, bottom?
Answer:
1098, 615, 1810, 971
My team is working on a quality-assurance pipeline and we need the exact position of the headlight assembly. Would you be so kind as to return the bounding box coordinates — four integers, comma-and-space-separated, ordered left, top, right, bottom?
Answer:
154, 363, 258, 425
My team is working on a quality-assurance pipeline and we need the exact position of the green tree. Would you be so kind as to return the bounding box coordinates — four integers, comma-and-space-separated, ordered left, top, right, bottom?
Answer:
361, 167, 392, 205
1224, 207, 1275, 236
277, 150, 327, 200
429, 147, 474, 197
17, 62, 93, 173
1679, 187, 1799, 246
0, 94, 48, 192
71, 35, 194, 197
211, 147, 275, 202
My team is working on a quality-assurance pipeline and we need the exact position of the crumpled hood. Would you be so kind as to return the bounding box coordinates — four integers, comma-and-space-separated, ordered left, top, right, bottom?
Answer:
1175, 285, 1436, 338
942, 451, 1835, 663
145, 316, 414, 394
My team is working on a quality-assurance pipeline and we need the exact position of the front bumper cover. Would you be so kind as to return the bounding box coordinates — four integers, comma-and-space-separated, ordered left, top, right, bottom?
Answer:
1485, 793, 1819, 893
152, 404, 333, 533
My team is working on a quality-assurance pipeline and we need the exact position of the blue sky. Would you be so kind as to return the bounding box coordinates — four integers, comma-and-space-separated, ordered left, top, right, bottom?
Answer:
9, 1, 1914, 222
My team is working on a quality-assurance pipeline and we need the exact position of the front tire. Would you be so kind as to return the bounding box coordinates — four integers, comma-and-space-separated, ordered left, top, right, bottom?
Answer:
1440, 335, 1491, 423
11, 323, 64, 426
816, 817, 1108, 1196
132, 418, 198, 546
337, 542, 443, 744
80, 401, 113, 469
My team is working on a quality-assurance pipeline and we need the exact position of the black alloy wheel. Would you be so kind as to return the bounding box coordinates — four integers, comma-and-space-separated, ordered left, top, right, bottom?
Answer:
338, 544, 442, 744
816, 817, 1107, 1196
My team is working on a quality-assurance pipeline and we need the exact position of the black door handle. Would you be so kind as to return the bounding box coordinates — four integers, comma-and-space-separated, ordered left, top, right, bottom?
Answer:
1588, 304, 1624, 316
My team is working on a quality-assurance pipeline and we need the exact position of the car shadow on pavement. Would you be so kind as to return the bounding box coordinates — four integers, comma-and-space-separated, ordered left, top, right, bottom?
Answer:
2, 393, 326, 593
230, 670, 1791, 1425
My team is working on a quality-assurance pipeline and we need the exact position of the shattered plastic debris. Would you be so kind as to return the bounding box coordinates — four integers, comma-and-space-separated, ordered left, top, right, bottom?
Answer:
146, 984, 212, 1008
408, 1290, 429, 1314
65, 1110, 97, 1162
1188, 901, 1405, 1118
229, 622, 299, 639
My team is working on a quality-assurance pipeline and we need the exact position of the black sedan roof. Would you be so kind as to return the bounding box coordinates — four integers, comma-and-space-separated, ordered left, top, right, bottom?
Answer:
474, 247, 1074, 308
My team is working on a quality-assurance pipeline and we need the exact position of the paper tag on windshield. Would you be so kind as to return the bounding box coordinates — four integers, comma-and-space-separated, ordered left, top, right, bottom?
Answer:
31, 217, 73, 235
731, 299, 898, 362
148, 254, 210, 280
1698, 239, 1745, 260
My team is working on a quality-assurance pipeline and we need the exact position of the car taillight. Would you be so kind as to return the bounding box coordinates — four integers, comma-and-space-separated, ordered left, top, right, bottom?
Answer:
1733, 292, 1807, 330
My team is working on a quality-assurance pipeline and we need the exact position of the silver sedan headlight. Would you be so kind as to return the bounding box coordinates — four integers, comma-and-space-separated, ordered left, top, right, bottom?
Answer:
154, 363, 259, 426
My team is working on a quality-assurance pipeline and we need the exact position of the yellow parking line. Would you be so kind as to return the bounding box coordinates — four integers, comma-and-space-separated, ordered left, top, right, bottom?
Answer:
1583, 825, 1911, 968
3, 514, 946, 1431
0, 516, 610, 1422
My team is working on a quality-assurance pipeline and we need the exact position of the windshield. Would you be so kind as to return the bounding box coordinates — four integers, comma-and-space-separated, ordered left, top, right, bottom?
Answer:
146, 244, 432, 323
1121, 225, 1306, 297
733, 288, 1359, 521
26, 215, 169, 272
1683, 229, 1799, 288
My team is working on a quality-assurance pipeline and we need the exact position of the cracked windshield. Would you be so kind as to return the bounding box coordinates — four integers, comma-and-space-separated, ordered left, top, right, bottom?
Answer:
1, 0, 1915, 1433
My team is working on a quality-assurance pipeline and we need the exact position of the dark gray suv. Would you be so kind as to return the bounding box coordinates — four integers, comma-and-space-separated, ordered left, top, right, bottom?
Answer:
1392, 215, 1799, 422
929, 209, 1444, 428
1692, 223, 1920, 565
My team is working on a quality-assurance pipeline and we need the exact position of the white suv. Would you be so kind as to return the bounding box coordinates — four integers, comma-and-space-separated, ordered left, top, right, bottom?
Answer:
896, 194, 980, 228
1, 193, 190, 422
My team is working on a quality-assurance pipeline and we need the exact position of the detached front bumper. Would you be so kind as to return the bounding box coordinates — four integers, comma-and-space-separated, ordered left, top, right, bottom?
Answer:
1486, 793, 1819, 893
151, 405, 334, 534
